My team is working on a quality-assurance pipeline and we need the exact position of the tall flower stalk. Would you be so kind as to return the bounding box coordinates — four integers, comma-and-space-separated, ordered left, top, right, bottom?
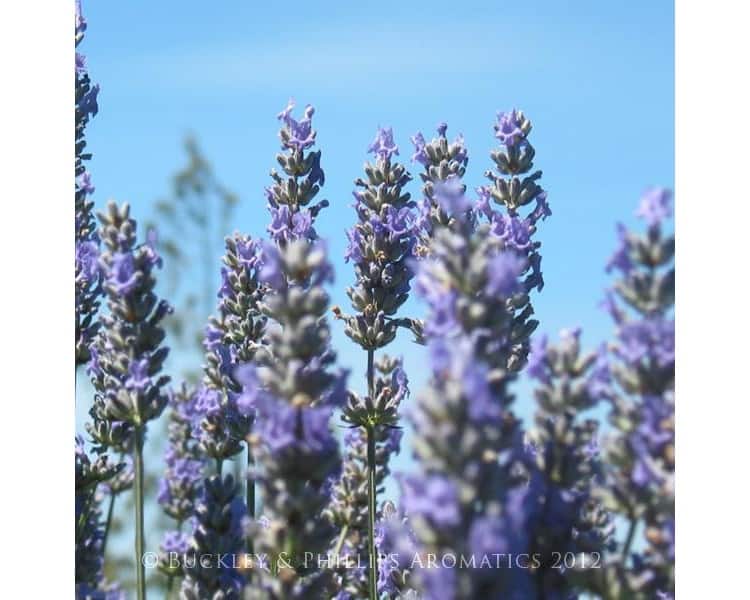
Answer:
392, 111, 550, 598
87, 202, 172, 600
157, 384, 205, 593
237, 102, 347, 599
331, 127, 416, 599
594, 189, 675, 599
410, 123, 469, 256
525, 328, 615, 596
75, 0, 102, 365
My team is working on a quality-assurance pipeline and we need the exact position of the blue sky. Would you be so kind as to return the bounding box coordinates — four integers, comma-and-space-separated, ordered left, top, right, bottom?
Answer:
78, 0, 673, 496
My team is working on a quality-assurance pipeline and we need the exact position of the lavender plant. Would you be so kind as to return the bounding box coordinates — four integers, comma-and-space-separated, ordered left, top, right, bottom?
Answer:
87, 201, 172, 600
157, 384, 206, 593
328, 128, 417, 598
326, 356, 409, 599
242, 239, 347, 598
593, 189, 675, 599
235, 102, 348, 598
390, 111, 550, 599
75, 0, 102, 365
410, 123, 469, 255
525, 328, 615, 596
76, 437, 124, 599
180, 475, 248, 600
71, 21, 677, 595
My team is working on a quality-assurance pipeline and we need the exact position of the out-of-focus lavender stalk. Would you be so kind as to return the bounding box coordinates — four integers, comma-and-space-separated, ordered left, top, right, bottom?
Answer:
387, 111, 550, 598
328, 128, 416, 599
75, 437, 125, 599
75, 0, 102, 365
87, 202, 172, 600
239, 102, 347, 599
525, 328, 615, 596
594, 189, 675, 599
157, 384, 205, 592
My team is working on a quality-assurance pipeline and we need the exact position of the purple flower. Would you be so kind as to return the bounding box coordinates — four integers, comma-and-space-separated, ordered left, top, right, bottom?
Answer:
125, 359, 151, 393
526, 334, 550, 383
410, 132, 429, 165
76, 241, 99, 281
636, 187, 673, 227
606, 223, 633, 274
367, 126, 399, 160
494, 109, 526, 148
108, 252, 138, 295
77, 171, 95, 195
257, 398, 336, 456
433, 175, 471, 215
160, 530, 191, 555
486, 252, 526, 296
277, 99, 316, 151
399, 474, 461, 529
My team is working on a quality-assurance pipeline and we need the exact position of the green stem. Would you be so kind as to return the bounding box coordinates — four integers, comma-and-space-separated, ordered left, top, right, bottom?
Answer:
366, 425, 378, 600
216, 457, 223, 476
102, 489, 117, 555
134, 426, 147, 600
332, 523, 350, 558
365, 348, 377, 600
247, 443, 255, 555
621, 515, 638, 563
166, 575, 174, 599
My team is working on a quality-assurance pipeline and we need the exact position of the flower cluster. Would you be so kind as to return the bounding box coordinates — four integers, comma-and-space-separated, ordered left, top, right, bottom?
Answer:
86, 203, 171, 447
75, 0, 102, 365
595, 189, 675, 599
181, 475, 248, 599
410, 123, 470, 254
265, 100, 327, 245
524, 328, 615, 596
195, 234, 266, 464
338, 127, 417, 351
70, 30, 676, 599
75, 437, 124, 599
241, 238, 347, 598
157, 385, 206, 581
326, 356, 408, 597
402, 224, 531, 597
478, 109, 551, 370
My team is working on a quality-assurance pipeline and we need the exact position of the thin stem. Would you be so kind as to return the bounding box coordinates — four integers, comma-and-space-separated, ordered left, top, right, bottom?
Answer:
134, 425, 147, 600
216, 457, 223, 476
621, 515, 638, 563
332, 523, 350, 558
101, 490, 117, 555
247, 442, 255, 555
366, 425, 378, 600
365, 349, 378, 600
166, 575, 174, 599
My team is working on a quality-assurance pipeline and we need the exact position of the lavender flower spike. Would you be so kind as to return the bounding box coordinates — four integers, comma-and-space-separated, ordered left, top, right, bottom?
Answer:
409, 123, 469, 255
242, 239, 347, 599
75, 0, 103, 364
87, 201, 172, 600
330, 127, 417, 599
265, 100, 327, 245
525, 328, 615, 596
593, 189, 675, 599
477, 108, 551, 370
